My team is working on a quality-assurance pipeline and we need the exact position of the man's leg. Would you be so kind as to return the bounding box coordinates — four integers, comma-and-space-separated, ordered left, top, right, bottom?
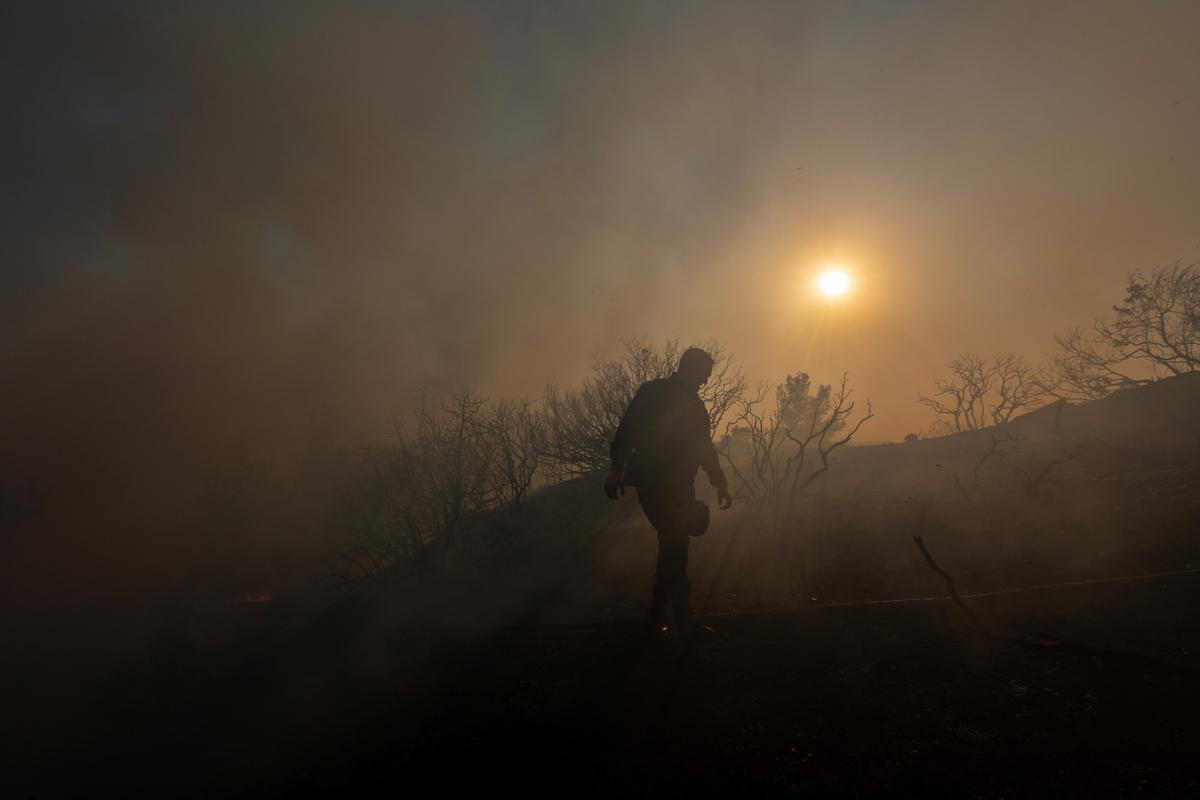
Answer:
640, 480, 695, 629
655, 528, 690, 627
671, 546, 693, 630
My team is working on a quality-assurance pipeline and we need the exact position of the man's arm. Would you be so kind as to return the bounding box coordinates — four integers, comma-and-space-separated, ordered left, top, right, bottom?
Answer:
606, 384, 648, 499
699, 438, 727, 491
610, 385, 647, 473
693, 397, 733, 509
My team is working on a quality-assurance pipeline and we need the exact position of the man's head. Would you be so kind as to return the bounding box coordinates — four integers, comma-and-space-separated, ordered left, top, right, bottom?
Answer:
676, 347, 715, 390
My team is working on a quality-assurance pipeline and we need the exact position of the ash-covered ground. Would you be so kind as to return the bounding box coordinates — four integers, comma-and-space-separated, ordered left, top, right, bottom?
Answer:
12, 376, 1200, 797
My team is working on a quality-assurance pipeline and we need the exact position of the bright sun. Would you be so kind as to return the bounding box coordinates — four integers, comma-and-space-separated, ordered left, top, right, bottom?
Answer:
818, 269, 851, 297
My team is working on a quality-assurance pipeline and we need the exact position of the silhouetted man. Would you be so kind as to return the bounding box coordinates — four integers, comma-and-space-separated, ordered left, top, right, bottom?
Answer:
605, 347, 733, 631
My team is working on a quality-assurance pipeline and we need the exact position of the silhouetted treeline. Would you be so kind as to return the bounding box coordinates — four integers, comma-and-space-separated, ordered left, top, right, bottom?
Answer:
920, 261, 1199, 435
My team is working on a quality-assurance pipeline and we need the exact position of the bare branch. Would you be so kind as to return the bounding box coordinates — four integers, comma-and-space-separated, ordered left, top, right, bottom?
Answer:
921, 353, 1054, 434
540, 337, 747, 477
1051, 261, 1199, 399
720, 371, 873, 502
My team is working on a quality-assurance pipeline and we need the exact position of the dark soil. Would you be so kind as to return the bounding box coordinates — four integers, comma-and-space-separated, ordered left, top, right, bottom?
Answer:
21, 573, 1200, 798
12, 377, 1200, 797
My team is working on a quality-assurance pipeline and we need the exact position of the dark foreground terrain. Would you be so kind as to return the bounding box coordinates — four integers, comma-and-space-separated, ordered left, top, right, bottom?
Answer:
17, 572, 1200, 797
10, 376, 1200, 797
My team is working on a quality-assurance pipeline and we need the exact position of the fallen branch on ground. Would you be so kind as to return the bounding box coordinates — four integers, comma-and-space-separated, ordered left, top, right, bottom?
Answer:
912, 535, 994, 638
911, 536, 1192, 674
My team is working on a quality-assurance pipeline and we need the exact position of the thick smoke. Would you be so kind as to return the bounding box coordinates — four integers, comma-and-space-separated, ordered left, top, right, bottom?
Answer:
2, 1, 1199, 716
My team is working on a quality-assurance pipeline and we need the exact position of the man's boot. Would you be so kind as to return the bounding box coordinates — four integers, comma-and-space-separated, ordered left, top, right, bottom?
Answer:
645, 594, 669, 634
670, 583, 694, 636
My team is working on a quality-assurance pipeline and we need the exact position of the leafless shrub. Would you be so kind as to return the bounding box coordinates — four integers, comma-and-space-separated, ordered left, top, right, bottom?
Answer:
540, 336, 747, 478
1052, 261, 1200, 400
718, 372, 874, 504
973, 432, 1019, 483
334, 389, 495, 583
919, 353, 1055, 434
1014, 452, 1078, 496
479, 397, 544, 512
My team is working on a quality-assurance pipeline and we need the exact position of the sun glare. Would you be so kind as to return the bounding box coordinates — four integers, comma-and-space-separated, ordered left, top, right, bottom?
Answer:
818, 269, 851, 297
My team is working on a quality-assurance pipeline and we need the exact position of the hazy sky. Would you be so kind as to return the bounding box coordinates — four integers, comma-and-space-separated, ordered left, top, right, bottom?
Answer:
5, 0, 1199, 484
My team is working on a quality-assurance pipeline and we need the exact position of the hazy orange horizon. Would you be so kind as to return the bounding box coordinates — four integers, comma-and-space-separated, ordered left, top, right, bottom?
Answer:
4, 0, 1198, 478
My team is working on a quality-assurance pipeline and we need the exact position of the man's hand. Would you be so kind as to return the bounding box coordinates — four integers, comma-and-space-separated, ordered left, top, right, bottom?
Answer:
716, 484, 733, 510
604, 469, 626, 500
